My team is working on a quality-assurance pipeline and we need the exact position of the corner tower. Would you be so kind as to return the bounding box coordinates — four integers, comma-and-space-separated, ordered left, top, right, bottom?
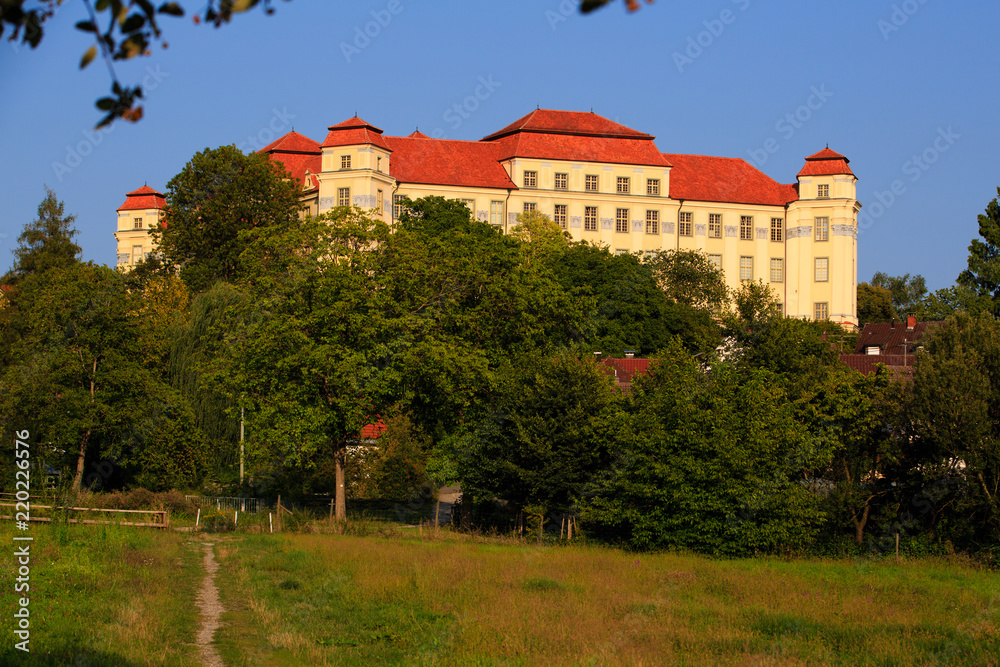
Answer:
115, 185, 165, 270
316, 116, 395, 221
785, 149, 859, 328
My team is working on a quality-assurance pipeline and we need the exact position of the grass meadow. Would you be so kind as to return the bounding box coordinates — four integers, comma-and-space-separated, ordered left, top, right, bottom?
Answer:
2, 520, 999, 666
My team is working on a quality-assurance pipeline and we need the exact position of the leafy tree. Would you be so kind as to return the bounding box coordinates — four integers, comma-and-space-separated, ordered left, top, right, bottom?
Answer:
153, 145, 302, 293
923, 284, 991, 319
958, 188, 1000, 314
871, 272, 928, 318
553, 244, 720, 356
807, 366, 904, 545
214, 207, 392, 519
857, 281, 896, 325
646, 248, 729, 312
907, 312, 1000, 548
581, 341, 828, 555
4, 187, 80, 284
0, 262, 203, 491
460, 353, 619, 532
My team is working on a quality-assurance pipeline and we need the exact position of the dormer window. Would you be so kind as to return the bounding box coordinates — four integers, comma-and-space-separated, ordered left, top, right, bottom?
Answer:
866, 346, 880, 355
817, 183, 829, 198
341, 155, 351, 170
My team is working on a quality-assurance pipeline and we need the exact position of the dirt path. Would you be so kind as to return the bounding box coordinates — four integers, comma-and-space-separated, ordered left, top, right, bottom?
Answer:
194, 540, 225, 667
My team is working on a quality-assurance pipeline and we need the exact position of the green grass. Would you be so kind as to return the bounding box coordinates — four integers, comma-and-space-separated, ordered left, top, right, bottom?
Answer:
0, 520, 202, 666
213, 532, 1000, 666
2, 520, 998, 666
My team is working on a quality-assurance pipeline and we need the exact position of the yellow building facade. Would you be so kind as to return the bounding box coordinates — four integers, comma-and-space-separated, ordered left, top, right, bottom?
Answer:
118, 109, 860, 327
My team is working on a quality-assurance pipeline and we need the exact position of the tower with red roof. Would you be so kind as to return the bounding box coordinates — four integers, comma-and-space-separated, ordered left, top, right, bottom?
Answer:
114, 185, 165, 270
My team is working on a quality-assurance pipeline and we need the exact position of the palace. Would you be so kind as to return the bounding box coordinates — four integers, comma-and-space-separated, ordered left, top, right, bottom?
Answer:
115, 108, 860, 327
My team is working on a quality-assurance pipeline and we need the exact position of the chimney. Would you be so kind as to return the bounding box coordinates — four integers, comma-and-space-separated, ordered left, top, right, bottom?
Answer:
907, 316, 916, 330
593, 352, 602, 363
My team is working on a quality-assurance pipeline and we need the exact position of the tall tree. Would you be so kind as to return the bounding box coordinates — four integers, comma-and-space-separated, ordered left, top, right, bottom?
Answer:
958, 187, 1000, 314
870, 272, 928, 318
153, 145, 302, 293
460, 353, 619, 532
5, 187, 80, 283
857, 281, 896, 325
581, 341, 829, 555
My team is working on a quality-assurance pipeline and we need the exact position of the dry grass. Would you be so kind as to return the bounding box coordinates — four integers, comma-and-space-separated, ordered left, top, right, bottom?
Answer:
213, 532, 1000, 666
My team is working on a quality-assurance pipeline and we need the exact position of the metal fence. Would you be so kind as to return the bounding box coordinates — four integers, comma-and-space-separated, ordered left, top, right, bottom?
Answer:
185, 496, 271, 514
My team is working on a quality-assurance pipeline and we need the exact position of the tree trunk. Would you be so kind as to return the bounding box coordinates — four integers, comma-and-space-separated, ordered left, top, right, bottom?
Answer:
71, 429, 91, 492
334, 445, 347, 521
72, 357, 99, 493
853, 503, 871, 545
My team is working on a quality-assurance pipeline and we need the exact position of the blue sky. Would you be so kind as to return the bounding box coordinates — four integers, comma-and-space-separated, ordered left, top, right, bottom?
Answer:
1, 0, 997, 290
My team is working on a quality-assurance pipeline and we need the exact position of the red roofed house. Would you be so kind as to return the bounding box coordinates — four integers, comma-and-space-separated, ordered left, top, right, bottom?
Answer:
840, 317, 941, 377
118, 109, 860, 326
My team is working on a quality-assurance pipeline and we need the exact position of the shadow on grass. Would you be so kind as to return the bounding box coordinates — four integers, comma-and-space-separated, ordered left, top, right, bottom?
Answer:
0, 647, 152, 666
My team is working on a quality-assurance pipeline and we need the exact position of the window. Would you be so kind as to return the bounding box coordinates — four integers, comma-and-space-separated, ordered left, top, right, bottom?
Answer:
377, 156, 382, 172
461, 198, 475, 211
584, 206, 598, 232
645, 210, 659, 235
132, 245, 143, 265
815, 217, 829, 241
585, 174, 598, 192
817, 183, 829, 198
739, 256, 753, 281
708, 213, 722, 238
523, 202, 537, 213
770, 258, 784, 283
815, 257, 829, 282
554, 204, 567, 229
707, 254, 722, 270
133, 217, 143, 230
615, 248, 629, 256
678, 211, 693, 236
617, 176, 630, 194
771, 217, 783, 242
337, 187, 351, 207
740, 215, 753, 241
490, 200, 504, 225
616, 208, 629, 233
340, 155, 351, 170
523, 170, 537, 188
555, 172, 568, 190
377, 189, 384, 214
393, 194, 405, 220
775, 302, 784, 317
647, 178, 660, 196
814, 302, 829, 321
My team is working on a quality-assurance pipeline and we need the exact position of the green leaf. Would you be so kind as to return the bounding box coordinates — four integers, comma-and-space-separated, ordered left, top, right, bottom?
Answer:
157, 2, 184, 16
80, 45, 98, 69
75, 20, 98, 33
121, 13, 145, 33
96, 97, 115, 111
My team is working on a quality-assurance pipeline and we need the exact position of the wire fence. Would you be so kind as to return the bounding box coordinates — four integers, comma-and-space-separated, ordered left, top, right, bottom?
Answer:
185, 495, 271, 514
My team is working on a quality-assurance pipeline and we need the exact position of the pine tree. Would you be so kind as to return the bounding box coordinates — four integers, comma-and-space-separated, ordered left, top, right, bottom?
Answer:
7, 187, 81, 282
958, 187, 1000, 312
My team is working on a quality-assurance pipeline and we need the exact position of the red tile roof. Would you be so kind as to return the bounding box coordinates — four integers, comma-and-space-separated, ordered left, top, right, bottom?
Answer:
321, 116, 392, 151
481, 109, 669, 167
489, 132, 670, 167
797, 147, 854, 177
853, 320, 940, 355
117, 185, 166, 211
259, 131, 322, 191
384, 136, 517, 190
259, 130, 321, 154
661, 154, 799, 206
596, 356, 654, 392
408, 130, 430, 139
840, 354, 914, 378
359, 421, 386, 440
483, 109, 653, 141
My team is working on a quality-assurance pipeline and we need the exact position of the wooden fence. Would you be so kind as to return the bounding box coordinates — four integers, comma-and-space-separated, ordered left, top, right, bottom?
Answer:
0, 503, 169, 528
